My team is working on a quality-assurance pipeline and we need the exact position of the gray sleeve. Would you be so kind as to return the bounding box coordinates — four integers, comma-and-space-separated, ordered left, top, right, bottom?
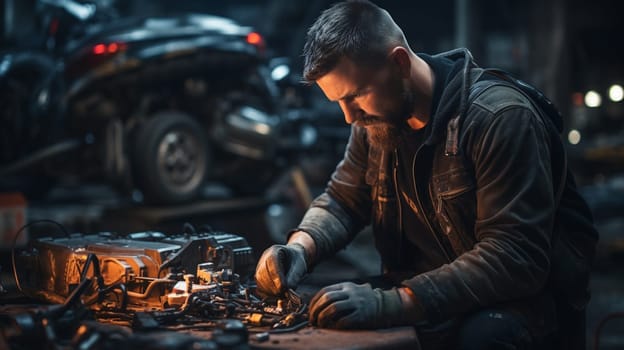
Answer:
296, 204, 352, 263
295, 126, 373, 262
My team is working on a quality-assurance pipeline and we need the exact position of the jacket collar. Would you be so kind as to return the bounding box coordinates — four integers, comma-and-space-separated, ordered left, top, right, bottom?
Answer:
419, 48, 478, 148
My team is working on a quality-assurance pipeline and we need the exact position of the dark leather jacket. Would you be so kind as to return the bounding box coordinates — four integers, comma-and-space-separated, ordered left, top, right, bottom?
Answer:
297, 49, 598, 331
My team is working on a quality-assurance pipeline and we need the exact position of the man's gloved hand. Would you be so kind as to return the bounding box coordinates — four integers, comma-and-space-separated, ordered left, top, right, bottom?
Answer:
255, 243, 308, 296
309, 282, 407, 329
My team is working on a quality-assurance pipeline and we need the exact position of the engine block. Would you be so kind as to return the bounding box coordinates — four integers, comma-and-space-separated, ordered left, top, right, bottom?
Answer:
15, 230, 255, 311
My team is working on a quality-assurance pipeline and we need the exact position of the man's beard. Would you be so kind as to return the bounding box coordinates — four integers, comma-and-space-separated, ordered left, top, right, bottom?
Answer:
365, 124, 403, 151
357, 90, 414, 151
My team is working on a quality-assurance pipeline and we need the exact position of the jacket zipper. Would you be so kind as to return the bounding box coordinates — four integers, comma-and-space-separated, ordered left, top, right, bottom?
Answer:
445, 115, 460, 156
412, 146, 453, 263
393, 149, 404, 266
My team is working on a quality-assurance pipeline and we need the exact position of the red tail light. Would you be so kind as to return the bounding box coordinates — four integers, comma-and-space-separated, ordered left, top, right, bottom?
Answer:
246, 32, 264, 48
107, 42, 119, 53
92, 42, 127, 55
93, 44, 106, 55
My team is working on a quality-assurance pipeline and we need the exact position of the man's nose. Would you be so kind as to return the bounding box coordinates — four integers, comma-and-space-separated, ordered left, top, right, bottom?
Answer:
339, 100, 361, 124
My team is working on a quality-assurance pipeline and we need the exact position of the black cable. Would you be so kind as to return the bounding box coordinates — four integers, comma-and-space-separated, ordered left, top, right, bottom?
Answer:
11, 219, 70, 293
79, 253, 99, 280
79, 253, 104, 292
268, 320, 309, 334
99, 283, 128, 311
77, 253, 131, 311
45, 277, 94, 320
183, 222, 197, 235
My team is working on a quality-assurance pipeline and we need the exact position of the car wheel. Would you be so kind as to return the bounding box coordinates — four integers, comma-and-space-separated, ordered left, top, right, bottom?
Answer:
132, 111, 209, 205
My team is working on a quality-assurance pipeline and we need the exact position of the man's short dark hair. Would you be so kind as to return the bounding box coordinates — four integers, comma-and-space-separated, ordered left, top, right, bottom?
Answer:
302, 0, 407, 83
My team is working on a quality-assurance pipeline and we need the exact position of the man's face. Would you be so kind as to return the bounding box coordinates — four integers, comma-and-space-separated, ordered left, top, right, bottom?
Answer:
316, 56, 413, 150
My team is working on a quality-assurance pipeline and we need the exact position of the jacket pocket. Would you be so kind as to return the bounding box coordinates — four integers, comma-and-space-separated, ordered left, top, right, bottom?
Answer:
432, 168, 477, 253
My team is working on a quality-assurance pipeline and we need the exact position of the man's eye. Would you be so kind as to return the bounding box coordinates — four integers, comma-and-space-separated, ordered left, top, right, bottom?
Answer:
344, 91, 365, 102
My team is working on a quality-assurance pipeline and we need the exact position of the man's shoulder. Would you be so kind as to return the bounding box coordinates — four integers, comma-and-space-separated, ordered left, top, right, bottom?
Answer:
469, 80, 535, 115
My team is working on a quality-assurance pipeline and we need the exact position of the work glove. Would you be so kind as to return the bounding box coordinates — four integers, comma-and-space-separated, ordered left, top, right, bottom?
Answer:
255, 243, 308, 296
309, 282, 407, 329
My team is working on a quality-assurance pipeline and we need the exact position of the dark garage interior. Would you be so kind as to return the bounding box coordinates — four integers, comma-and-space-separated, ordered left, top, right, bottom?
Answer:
0, 0, 623, 349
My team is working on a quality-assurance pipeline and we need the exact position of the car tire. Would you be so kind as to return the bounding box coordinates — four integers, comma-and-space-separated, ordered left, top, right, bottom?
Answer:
132, 111, 209, 205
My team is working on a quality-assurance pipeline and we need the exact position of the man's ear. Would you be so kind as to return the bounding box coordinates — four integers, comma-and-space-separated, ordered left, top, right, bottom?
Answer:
389, 46, 411, 78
